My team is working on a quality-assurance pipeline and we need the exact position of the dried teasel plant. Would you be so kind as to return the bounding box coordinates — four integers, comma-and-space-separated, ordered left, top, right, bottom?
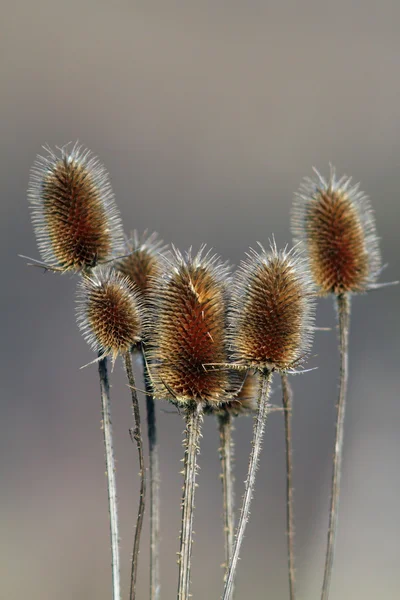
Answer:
27, 142, 124, 274
77, 267, 146, 600
146, 246, 232, 600
292, 167, 397, 600
116, 230, 167, 600
222, 243, 315, 600
204, 372, 259, 584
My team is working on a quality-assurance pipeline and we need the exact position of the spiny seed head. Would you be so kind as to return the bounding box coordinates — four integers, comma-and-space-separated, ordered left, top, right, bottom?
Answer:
116, 230, 166, 300
205, 372, 259, 417
77, 267, 143, 362
147, 246, 231, 405
229, 242, 315, 372
292, 167, 381, 295
28, 142, 124, 273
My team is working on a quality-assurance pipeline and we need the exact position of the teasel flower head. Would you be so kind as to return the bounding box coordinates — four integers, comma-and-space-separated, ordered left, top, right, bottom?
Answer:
147, 246, 232, 405
116, 230, 166, 301
28, 143, 124, 273
77, 267, 143, 364
204, 371, 259, 417
292, 166, 382, 295
229, 242, 315, 373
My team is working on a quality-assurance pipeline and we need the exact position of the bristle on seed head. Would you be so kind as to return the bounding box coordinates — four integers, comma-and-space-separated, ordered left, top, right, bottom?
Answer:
229, 243, 315, 372
77, 267, 143, 363
116, 230, 166, 299
292, 167, 381, 295
28, 143, 124, 273
147, 246, 231, 405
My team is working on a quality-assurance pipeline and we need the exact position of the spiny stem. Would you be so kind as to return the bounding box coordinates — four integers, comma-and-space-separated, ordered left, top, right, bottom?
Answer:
281, 373, 296, 600
98, 356, 121, 600
218, 412, 235, 583
177, 403, 203, 600
222, 370, 272, 600
142, 348, 161, 600
321, 293, 351, 600
124, 351, 147, 600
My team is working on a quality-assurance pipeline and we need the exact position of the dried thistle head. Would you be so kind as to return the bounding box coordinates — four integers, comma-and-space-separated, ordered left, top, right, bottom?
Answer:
292, 167, 381, 295
116, 230, 166, 300
229, 243, 315, 372
147, 247, 231, 405
28, 143, 124, 273
77, 267, 143, 363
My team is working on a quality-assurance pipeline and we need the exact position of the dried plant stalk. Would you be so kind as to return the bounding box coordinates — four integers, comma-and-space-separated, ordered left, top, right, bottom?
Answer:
98, 356, 121, 600
321, 293, 351, 600
218, 412, 235, 577
116, 231, 165, 600
143, 353, 161, 600
124, 351, 147, 600
178, 403, 204, 600
222, 371, 272, 600
281, 373, 296, 600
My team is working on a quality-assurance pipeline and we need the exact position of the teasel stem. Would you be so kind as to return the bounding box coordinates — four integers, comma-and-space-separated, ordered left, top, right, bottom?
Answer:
218, 412, 235, 582
98, 355, 121, 600
281, 373, 296, 600
124, 351, 147, 600
222, 370, 272, 600
178, 402, 204, 600
321, 292, 351, 600
142, 348, 161, 600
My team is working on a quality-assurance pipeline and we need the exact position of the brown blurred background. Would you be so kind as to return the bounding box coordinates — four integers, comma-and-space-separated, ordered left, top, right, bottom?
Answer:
1, 2, 399, 598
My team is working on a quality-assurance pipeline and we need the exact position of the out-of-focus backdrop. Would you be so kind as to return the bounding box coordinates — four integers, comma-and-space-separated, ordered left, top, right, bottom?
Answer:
1, 2, 399, 599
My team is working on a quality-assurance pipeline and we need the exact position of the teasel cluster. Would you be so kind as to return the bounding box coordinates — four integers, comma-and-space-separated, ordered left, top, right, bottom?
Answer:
146, 247, 232, 600
222, 243, 316, 600
25, 142, 397, 600
292, 166, 396, 600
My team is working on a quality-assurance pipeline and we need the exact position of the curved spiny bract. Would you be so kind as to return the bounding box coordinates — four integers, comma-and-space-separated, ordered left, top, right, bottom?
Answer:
292, 167, 381, 295
147, 246, 231, 405
77, 267, 143, 363
229, 244, 315, 373
28, 143, 124, 273
116, 231, 167, 301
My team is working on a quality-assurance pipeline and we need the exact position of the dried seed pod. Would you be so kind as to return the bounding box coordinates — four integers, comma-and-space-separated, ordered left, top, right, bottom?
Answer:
229, 243, 315, 372
77, 267, 143, 362
292, 167, 381, 295
116, 230, 166, 300
28, 143, 124, 273
147, 247, 231, 404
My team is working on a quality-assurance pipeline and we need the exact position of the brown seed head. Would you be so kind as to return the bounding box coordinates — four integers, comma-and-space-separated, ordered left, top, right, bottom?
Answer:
28, 143, 124, 273
292, 167, 381, 295
147, 247, 231, 405
205, 371, 259, 417
116, 231, 166, 300
229, 243, 315, 372
77, 267, 143, 362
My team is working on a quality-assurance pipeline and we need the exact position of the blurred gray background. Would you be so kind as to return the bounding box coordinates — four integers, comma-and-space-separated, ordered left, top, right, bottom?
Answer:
1, 2, 399, 599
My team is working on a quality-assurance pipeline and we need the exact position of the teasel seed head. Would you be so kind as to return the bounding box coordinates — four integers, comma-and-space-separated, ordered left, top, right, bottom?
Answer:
229, 242, 315, 372
204, 371, 259, 417
116, 230, 167, 300
147, 246, 232, 405
292, 167, 382, 295
77, 267, 143, 363
28, 142, 124, 273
